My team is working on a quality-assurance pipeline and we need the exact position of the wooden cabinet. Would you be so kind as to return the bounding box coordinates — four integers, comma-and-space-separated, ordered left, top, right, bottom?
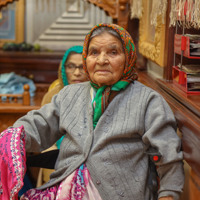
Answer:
0, 50, 59, 132
0, 50, 63, 83
172, 33, 200, 94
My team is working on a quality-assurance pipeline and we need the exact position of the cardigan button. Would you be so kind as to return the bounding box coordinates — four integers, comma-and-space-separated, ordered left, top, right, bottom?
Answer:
119, 191, 124, 197
104, 160, 112, 166
96, 180, 101, 185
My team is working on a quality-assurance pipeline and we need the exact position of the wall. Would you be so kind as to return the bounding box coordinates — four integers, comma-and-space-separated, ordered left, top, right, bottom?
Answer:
25, 0, 112, 50
147, 60, 163, 79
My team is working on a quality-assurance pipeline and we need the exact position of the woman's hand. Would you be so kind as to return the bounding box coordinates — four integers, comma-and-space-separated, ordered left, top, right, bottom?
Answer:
159, 197, 173, 200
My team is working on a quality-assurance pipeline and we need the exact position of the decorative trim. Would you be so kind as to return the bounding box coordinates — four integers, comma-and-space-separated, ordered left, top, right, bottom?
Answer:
87, 0, 129, 29
0, 0, 16, 9
86, 0, 117, 18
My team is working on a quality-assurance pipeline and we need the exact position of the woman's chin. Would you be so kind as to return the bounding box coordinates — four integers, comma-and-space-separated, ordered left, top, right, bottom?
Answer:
70, 81, 82, 84
96, 81, 113, 87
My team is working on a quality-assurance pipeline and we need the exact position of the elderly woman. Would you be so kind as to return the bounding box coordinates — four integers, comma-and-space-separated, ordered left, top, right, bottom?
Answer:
0, 24, 184, 200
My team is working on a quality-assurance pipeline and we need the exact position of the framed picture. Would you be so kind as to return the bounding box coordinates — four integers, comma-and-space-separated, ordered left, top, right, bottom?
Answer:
0, 0, 24, 47
138, 0, 166, 67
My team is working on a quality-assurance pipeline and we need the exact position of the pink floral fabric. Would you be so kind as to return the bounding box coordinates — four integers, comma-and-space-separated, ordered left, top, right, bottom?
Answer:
56, 164, 102, 200
20, 186, 58, 200
20, 164, 102, 200
0, 126, 26, 200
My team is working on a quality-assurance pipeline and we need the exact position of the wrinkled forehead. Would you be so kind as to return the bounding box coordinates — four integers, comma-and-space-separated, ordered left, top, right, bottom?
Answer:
89, 34, 124, 54
66, 53, 82, 65
86, 25, 124, 52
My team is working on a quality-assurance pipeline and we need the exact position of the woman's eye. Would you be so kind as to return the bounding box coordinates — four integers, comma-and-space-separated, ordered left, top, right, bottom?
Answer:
110, 50, 117, 55
91, 50, 98, 55
88, 48, 98, 55
65, 64, 74, 69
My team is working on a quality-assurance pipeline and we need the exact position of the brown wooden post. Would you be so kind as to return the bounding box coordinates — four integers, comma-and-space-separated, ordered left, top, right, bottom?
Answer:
163, 0, 175, 81
23, 84, 30, 106
118, 0, 129, 29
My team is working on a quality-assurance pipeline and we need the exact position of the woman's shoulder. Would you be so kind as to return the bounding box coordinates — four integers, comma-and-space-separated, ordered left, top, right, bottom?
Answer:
130, 80, 163, 98
58, 81, 91, 97
131, 80, 154, 92
62, 81, 90, 90
41, 84, 63, 106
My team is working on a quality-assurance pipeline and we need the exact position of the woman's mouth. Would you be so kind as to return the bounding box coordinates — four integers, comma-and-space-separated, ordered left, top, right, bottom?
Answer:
73, 80, 81, 83
95, 70, 110, 75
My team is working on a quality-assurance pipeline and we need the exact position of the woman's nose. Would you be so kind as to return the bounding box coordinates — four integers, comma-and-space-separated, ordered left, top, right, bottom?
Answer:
73, 68, 81, 76
97, 53, 108, 65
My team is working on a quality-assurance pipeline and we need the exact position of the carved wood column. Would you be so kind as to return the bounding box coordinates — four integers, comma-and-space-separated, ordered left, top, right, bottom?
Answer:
118, 0, 129, 29
86, 0, 130, 29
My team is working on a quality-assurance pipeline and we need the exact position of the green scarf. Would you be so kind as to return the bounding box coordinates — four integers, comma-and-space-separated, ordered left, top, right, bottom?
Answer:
91, 81, 129, 129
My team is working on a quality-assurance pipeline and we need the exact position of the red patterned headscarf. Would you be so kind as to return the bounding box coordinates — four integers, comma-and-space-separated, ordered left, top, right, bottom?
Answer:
82, 23, 138, 85
82, 23, 138, 128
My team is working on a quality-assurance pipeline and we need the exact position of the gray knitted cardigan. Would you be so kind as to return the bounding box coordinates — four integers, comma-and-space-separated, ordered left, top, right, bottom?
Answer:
14, 81, 184, 200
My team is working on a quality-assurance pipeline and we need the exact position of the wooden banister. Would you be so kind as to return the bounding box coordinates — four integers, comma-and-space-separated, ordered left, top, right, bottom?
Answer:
0, 84, 30, 106
87, 0, 130, 29
23, 84, 30, 105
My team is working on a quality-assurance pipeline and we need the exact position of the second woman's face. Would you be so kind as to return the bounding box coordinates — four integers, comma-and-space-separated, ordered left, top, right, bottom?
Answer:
65, 53, 88, 84
86, 32, 125, 87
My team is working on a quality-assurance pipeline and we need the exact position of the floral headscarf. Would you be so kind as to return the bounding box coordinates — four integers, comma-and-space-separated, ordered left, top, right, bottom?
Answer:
82, 23, 138, 128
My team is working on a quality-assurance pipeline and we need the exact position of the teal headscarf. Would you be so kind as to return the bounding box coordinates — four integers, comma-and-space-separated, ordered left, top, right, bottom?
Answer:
57, 45, 83, 149
61, 45, 83, 86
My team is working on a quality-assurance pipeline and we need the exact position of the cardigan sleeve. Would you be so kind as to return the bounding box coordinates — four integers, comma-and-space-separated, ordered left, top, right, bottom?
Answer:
142, 90, 184, 200
13, 89, 65, 153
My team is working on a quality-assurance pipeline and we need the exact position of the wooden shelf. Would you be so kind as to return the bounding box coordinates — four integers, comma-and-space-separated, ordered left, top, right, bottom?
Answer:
174, 34, 200, 59
172, 66, 200, 94
173, 33, 200, 95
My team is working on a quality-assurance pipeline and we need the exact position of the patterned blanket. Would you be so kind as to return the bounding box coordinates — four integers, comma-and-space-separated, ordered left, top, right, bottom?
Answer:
0, 126, 26, 200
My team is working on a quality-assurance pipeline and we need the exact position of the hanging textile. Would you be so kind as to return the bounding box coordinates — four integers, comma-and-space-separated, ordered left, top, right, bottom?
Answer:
130, 0, 143, 19
130, 0, 167, 26
169, 0, 200, 29
150, 0, 168, 26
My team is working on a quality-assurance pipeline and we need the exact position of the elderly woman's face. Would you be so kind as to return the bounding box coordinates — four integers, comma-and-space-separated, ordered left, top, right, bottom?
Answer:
86, 32, 125, 87
65, 53, 88, 84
